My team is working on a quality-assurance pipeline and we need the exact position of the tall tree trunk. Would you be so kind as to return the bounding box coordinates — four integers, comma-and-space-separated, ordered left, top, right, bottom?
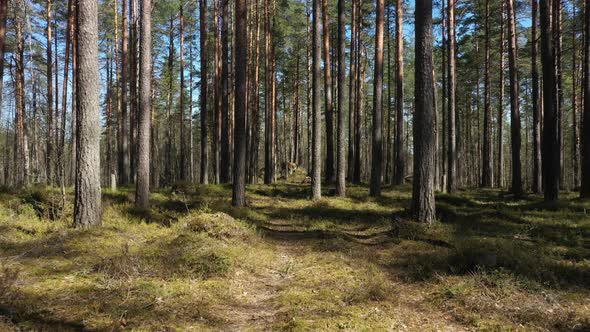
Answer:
119, 0, 129, 185
165, 18, 174, 185
322, 0, 334, 183
497, 1, 505, 188
179, 5, 187, 181
135, 0, 151, 208
336, 0, 346, 196
264, 0, 275, 184
214, 0, 221, 184
446, 0, 456, 193
413, 0, 436, 223
353, 0, 362, 184
572, 2, 580, 189
233, 0, 247, 206
311, 0, 322, 199
540, 0, 559, 201
347, 0, 357, 181
531, 0, 542, 193
393, 0, 405, 186
200, 0, 209, 184
59, 0, 74, 191
370, 0, 384, 196
506, 0, 522, 197
74, 0, 102, 228
554, 0, 565, 190
482, 0, 493, 188
46, 0, 54, 185
14, 15, 29, 187
221, 0, 230, 183
129, 0, 138, 183
580, 0, 590, 197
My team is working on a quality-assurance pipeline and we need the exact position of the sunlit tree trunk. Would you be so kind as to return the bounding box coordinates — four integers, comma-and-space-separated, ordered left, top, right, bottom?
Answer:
200, 0, 209, 184
393, 0, 405, 186
370, 0, 384, 196
446, 0, 456, 193
233, 0, 247, 206
311, 0, 322, 199
336, 0, 346, 196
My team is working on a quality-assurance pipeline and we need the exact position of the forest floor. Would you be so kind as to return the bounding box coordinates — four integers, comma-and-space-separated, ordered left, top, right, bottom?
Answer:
0, 169, 589, 331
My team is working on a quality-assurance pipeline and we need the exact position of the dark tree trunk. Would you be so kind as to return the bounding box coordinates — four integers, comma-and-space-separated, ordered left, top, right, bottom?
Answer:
540, 0, 559, 201
179, 5, 187, 181
482, 0, 492, 188
347, 0, 357, 181
135, 0, 151, 208
531, 0, 542, 194
581, 0, 590, 197
497, 0, 505, 188
312, 0, 322, 199
233, 0, 247, 206
264, 0, 275, 184
336, 0, 346, 196
370, 0, 384, 196
74, 0, 102, 228
119, 0, 129, 185
393, 0, 405, 186
46, 0, 54, 185
412, 0, 436, 223
200, 0, 209, 184
506, 0, 523, 197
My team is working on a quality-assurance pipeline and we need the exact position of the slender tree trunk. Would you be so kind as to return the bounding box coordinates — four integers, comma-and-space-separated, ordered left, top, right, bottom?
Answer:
482, 0, 492, 188
14, 15, 29, 187
580, 0, 590, 197
393, 0, 405, 186
165, 18, 174, 185
554, 0, 564, 190
264, 0, 275, 184
540, 0, 559, 201
129, 0, 138, 183
119, 0, 129, 185
322, 0, 334, 182
311, 0, 321, 199
233, 0, 247, 206
74, 0, 102, 228
214, 0, 221, 184
59, 0, 74, 191
200, 0, 209, 184
572, 2, 580, 189
135, 0, 151, 208
347, 0, 357, 181
532, 0, 542, 193
221, 0, 230, 183
413, 0, 436, 223
446, 0, 457, 193
179, 5, 187, 181
370, 0, 384, 196
46, 0, 54, 185
336, 0, 346, 196
506, 0, 523, 197
353, 0, 362, 184
497, 1, 505, 188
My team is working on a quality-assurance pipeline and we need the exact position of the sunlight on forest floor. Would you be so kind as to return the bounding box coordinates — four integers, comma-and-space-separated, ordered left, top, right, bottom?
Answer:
0, 170, 589, 331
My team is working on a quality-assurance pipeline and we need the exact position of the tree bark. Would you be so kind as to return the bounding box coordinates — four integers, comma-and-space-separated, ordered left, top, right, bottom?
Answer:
264, 0, 275, 184
74, 0, 102, 228
506, 0, 522, 197
200, 0, 209, 184
322, 0, 334, 183
118, 0, 129, 185
393, 0, 405, 186
413, 0, 436, 223
336, 0, 346, 196
446, 0, 456, 193
46, 0, 54, 185
581, 0, 590, 197
233, 0, 247, 206
312, 0, 322, 199
135, 0, 151, 208
482, 0, 492, 188
540, 0, 559, 201
221, 0, 230, 183
370, 0, 384, 196
347, 0, 357, 181
531, 0, 542, 193
497, 0, 505, 188
179, 5, 187, 181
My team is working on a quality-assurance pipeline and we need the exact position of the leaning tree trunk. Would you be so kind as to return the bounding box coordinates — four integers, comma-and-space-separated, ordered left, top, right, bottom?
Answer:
74, 0, 102, 228
506, 0, 523, 197
335, 0, 346, 196
370, 0, 384, 196
540, 0, 559, 201
413, 0, 436, 223
311, 0, 322, 200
